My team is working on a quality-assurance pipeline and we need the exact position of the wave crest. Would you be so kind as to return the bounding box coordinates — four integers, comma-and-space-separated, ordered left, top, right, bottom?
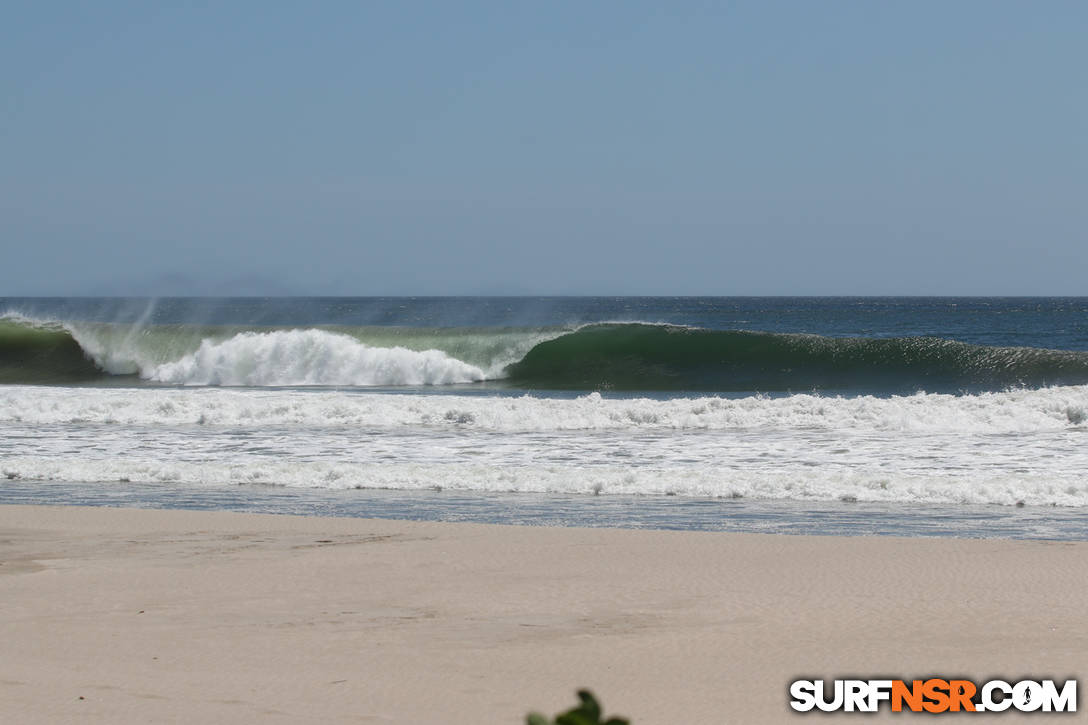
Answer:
148, 329, 486, 386
505, 323, 1088, 392
5, 314, 1088, 393
0, 315, 104, 383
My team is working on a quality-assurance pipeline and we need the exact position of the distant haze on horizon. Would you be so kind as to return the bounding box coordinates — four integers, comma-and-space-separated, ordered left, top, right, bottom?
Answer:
2, 1, 1085, 296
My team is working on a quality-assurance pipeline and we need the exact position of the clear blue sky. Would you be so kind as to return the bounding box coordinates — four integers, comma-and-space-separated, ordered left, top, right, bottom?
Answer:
2, 1, 1085, 295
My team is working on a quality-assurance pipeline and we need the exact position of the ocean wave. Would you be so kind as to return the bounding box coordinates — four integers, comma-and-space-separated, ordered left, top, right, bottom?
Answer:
2, 384, 1085, 433
147, 329, 486, 386
2, 457, 1085, 507
4, 384, 1087, 507
505, 324, 1088, 392
5, 314, 1088, 393
0, 314, 105, 383
0, 314, 506, 387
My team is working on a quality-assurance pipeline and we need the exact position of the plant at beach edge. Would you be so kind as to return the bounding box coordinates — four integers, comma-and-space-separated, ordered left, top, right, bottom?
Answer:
527, 690, 630, 725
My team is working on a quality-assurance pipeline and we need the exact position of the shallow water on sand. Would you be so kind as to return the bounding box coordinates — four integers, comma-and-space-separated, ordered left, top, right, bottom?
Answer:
3, 479, 1086, 541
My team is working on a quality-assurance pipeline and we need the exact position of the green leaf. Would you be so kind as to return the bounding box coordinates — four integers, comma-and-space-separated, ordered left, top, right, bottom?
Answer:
528, 689, 629, 725
575, 690, 602, 721
555, 714, 596, 725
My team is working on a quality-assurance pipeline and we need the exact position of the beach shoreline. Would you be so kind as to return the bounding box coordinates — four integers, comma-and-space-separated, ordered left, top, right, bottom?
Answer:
2, 504, 1085, 723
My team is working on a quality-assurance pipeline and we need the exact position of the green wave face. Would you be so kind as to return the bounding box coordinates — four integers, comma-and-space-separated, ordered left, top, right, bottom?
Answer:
4, 316, 1088, 393
502, 324, 1088, 392
0, 320, 105, 383
0, 317, 562, 385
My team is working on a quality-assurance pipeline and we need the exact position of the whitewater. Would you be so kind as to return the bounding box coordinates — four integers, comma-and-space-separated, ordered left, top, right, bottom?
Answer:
6, 311, 1088, 392
2, 297, 1087, 535
3, 383, 1087, 507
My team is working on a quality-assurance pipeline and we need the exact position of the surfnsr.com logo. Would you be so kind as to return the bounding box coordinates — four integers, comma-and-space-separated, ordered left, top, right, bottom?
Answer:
790, 679, 1077, 713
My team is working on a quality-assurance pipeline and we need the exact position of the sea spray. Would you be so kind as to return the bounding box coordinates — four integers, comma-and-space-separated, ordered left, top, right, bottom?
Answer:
3, 297, 1088, 516
149, 329, 486, 386
4, 315, 1088, 393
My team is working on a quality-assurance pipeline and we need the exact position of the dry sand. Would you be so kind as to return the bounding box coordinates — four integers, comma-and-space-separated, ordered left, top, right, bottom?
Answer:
1, 504, 1085, 723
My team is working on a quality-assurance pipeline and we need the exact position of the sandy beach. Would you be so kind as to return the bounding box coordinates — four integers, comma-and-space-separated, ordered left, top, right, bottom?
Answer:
1, 504, 1084, 723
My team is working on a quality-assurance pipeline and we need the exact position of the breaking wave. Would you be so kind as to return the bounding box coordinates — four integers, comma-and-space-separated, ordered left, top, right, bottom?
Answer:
148, 329, 485, 386
5, 314, 1088, 393
3, 383, 1086, 432
2, 384, 1087, 507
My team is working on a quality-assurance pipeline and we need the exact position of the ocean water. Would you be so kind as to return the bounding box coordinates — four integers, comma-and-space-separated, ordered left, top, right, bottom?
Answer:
2, 297, 1087, 540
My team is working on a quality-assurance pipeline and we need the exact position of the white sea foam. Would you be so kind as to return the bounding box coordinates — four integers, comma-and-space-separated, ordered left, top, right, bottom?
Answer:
2, 457, 1086, 507
2, 384, 1086, 432
146, 329, 486, 386
3, 384, 1087, 507
2, 313, 507, 385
